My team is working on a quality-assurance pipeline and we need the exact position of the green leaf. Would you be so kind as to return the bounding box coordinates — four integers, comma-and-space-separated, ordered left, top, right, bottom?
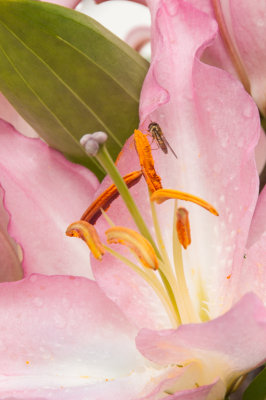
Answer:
243, 367, 266, 400
0, 0, 149, 179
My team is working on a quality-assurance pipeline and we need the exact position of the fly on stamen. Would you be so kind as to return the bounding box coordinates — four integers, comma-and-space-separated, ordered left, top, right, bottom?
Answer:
148, 122, 178, 159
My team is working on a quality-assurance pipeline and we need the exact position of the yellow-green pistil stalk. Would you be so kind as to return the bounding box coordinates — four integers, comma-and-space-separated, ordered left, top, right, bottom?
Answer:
67, 131, 219, 328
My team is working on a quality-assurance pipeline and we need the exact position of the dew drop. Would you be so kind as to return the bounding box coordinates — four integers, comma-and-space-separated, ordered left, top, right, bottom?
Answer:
54, 314, 66, 329
33, 297, 43, 307
29, 275, 38, 283
257, 19, 265, 27
165, 0, 178, 16
242, 104, 253, 118
219, 195, 225, 203
0, 340, 6, 351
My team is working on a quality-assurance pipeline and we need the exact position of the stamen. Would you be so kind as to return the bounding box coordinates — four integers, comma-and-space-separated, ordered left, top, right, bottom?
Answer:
81, 171, 142, 224
80, 132, 108, 156
151, 189, 219, 216
66, 220, 105, 260
176, 208, 191, 249
80, 134, 160, 256
134, 129, 162, 193
105, 226, 159, 270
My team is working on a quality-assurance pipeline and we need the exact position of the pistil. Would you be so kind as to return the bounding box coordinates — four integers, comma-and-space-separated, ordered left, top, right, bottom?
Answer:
69, 129, 219, 328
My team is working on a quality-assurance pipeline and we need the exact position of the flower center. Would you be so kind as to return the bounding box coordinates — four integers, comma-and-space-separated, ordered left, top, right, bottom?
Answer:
66, 129, 219, 328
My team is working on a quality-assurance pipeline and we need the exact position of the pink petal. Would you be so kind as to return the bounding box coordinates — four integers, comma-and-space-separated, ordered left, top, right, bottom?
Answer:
236, 186, 266, 303
255, 128, 266, 174
159, 381, 225, 400
125, 26, 151, 52
136, 293, 266, 384
189, 0, 266, 114
0, 93, 37, 138
95, 0, 147, 5
0, 274, 156, 397
138, 364, 225, 400
39, 0, 82, 8
228, 0, 266, 115
247, 185, 266, 248
139, 0, 260, 317
0, 119, 99, 277
0, 187, 23, 282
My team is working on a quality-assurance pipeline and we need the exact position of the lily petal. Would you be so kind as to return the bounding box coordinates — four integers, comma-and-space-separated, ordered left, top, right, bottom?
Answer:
0, 274, 157, 398
139, 364, 226, 400
247, 185, 266, 248
40, 0, 82, 7
0, 93, 37, 138
0, 187, 23, 282
236, 186, 266, 303
136, 293, 266, 386
189, 0, 266, 114
0, 120, 99, 277
140, 0, 260, 317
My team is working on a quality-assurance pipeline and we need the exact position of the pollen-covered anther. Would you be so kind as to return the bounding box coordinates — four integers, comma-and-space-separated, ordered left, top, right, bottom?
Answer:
151, 189, 219, 216
66, 220, 105, 260
134, 129, 162, 192
80, 132, 108, 156
81, 170, 142, 224
176, 208, 191, 249
105, 226, 159, 270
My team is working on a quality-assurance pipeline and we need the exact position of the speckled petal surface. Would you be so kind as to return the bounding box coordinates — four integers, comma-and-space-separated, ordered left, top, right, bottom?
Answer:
0, 275, 158, 398
139, 0, 260, 317
0, 120, 99, 277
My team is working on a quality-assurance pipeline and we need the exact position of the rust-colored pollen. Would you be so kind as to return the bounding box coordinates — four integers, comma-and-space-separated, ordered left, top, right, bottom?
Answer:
81, 170, 142, 224
176, 208, 191, 249
134, 129, 162, 193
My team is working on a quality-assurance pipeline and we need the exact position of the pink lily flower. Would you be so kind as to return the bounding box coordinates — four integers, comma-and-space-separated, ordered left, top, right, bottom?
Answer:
0, 0, 265, 399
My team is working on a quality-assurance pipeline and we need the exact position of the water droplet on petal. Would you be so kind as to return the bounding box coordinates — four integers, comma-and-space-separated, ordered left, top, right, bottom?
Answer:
33, 297, 43, 307
242, 104, 253, 118
54, 314, 66, 329
0, 340, 6, 351
29, 275, 37, 283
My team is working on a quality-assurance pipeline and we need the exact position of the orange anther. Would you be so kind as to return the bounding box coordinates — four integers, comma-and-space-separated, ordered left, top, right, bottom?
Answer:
81, 170, 142, 224
105, 226, 159, 270
151, 189, 219, 216
176, 208, 191, 249
134, 129, 162, 193
66, 221, 105, 260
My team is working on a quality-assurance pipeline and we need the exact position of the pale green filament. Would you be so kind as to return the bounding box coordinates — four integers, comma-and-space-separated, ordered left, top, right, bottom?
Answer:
149, 194, 181, 324
96, 145, 161, 259
103, 245, 179, 327
88, 140, 199, 327
100, 207, 115, 227
172, 200, 199, 323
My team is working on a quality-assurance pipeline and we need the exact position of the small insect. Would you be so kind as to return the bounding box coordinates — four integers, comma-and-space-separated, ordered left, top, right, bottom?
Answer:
148, 122, 178, 159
